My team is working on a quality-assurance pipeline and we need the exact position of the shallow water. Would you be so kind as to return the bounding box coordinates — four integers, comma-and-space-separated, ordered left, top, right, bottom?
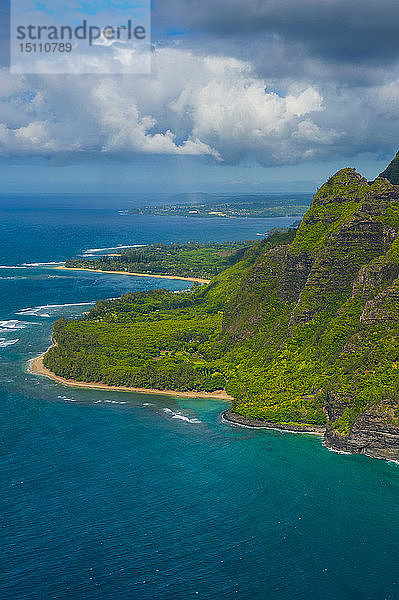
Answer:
1, 196, 398, 600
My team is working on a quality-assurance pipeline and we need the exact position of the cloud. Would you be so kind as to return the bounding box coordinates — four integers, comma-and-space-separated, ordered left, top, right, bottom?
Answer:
154, 0, 399, 65
0, 48, 333, 164
1, 43, 399, 167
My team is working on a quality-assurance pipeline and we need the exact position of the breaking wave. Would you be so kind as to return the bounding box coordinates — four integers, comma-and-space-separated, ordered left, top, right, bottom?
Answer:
0, 338, 19, 347
162, 407, 202, 424
17, 302, 95, 316
82, 244, 146, 255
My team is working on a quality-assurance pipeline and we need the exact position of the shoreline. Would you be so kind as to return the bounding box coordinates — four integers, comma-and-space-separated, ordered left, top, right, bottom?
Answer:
222, 409, 325, 436
28, 355, 397, 462
29, 351, 233, 401
56, 265, 211, 284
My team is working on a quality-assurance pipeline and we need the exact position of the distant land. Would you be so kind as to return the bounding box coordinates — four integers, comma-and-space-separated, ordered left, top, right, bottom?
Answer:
128, 192, 311, 219
64, 240, 259, 280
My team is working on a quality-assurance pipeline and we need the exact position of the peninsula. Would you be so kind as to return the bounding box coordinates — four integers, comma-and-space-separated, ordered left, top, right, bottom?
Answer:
33, 155, 399, 461
127, 192, 311, 219
63, 240, 252, 281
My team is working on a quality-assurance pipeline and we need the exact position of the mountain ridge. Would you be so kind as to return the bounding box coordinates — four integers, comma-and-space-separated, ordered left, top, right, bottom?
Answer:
379, 150, 399, 184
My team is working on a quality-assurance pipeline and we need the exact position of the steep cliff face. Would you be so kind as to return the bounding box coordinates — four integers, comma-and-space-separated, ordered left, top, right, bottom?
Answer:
225, 168, 399, 460
324, 400, 399, 461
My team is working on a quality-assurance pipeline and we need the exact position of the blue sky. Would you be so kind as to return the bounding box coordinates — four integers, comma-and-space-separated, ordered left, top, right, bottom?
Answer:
1, 0, 399, 194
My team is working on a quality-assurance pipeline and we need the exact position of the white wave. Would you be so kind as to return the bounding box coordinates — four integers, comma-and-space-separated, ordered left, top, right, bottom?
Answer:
17, 301, 95, 316
143, 402, 154, 406
22, 262, 64, 267
105, 399, 128, 404
162, 407, 201, 424
93, 399, 127, 405
57, 396, 124, 405
172, 414, 201, 423
0, 265, 28, 269
0, 320, 26, 330
83, 244, 146, 254
0, 338, 19, 347
36, 302, 95, 309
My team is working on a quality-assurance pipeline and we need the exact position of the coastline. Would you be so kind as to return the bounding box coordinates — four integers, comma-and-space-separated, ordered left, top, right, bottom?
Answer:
57, 266, 211, 284
29, 351, 233, 401
222, 409, 325, 436
28, 355, 396, 462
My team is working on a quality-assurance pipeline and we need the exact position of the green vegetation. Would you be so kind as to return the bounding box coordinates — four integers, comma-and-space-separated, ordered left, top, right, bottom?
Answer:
65, 240, 254, 280
379, 150, 399, 184
44, 168, 399, 443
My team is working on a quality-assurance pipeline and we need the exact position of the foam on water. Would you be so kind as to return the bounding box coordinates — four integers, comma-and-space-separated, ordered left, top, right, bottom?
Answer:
0, 338, 19, 347
57, 395, 76, 402
162, 407, 202, 424
83, 244, 146, 255
93, 399, 128, 405
0, 265, 28, 269
17, 302, 95, 316
0, 320, 30, 330
21, 262, 64, 267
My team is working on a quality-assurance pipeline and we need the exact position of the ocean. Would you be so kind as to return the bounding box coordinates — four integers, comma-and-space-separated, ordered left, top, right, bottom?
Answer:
0, 194, 398, 600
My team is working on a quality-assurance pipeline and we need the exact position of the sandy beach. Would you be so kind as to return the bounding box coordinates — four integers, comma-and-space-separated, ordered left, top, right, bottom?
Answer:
29, 352, 233, 401
57, 265, 211, 284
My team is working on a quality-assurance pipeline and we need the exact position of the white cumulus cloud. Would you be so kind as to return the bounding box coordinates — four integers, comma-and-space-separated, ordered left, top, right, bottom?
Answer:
0, 47, 335, 164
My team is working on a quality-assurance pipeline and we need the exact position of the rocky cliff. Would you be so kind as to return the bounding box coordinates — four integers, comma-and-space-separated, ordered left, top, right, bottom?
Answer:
224, 168, 399, 461
379, 150, 399, 184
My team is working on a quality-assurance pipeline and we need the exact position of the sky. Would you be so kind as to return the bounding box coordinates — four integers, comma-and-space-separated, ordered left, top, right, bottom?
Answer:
1, 0, 399, 194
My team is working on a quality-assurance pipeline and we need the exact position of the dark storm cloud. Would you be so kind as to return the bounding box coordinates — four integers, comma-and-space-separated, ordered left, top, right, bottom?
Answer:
154, 0, 399, 65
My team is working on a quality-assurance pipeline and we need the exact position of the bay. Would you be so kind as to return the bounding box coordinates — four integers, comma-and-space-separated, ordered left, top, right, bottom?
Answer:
0, 195, 398, 600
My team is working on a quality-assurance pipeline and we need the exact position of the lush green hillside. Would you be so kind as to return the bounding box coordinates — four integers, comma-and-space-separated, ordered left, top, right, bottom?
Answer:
44, 229, 297, 393
44, 170, 399, 459
64, 240, 254, 280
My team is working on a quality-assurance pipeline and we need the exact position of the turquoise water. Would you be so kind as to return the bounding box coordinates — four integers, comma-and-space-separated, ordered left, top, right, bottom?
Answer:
1, 196, 399, 600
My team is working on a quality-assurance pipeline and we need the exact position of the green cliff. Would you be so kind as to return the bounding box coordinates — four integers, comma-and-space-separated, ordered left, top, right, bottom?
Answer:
44, 168, 399, 460
379, 150, 399, 184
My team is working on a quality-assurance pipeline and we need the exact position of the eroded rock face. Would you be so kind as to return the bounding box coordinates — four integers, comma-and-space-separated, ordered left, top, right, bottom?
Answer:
325, 400, 399, 461
352, 257, 399, 299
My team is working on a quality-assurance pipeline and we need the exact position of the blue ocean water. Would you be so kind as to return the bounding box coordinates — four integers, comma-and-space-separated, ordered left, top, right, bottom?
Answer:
0, 195, 399, 600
